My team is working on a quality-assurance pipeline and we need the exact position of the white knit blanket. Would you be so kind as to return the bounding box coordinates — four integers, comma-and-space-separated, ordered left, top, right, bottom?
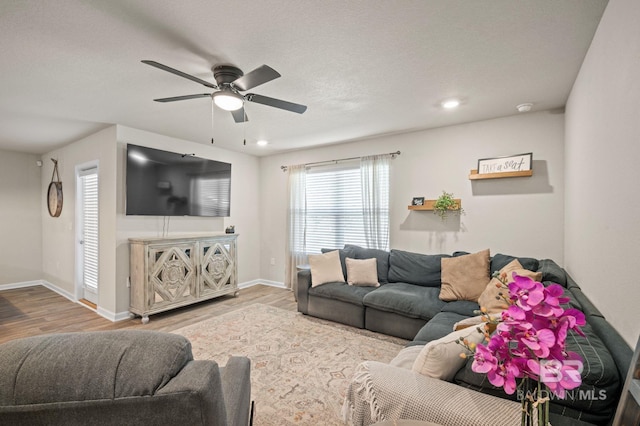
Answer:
342, 361, 523, 426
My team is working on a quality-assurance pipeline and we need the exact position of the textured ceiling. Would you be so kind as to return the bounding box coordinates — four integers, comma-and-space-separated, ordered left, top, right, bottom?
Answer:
0, 0, 608, 156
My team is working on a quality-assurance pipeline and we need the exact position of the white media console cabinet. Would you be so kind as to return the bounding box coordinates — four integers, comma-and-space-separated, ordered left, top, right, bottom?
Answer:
129, 234, 238, 323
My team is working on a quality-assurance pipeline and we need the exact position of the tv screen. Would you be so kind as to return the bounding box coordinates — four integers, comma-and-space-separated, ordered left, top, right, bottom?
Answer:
126, 144, 231, 217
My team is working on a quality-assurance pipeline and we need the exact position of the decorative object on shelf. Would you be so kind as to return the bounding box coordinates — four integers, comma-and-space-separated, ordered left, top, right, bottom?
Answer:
225, 225, 235, 234
477, 152, 532, 175
459, 273, 586, 426
411, 197, 425, 206
433, 191, 463, 221
47, 158, 63, 218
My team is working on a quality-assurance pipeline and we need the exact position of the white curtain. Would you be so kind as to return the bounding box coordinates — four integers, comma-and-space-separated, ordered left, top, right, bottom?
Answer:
360, 154, 390, 251
285, 164, 307, 298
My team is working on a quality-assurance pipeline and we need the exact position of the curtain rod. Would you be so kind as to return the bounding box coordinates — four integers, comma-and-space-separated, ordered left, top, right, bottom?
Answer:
280, 150, 401, 172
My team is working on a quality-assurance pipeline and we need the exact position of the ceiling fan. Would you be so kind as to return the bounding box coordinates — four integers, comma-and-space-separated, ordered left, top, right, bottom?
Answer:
142, 60, 307, 123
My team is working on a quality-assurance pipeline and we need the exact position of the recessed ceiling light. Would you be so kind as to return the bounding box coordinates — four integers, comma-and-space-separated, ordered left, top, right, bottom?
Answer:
516, 103, 533, 112
256, 140, 269, 146
441, 99, 461, 109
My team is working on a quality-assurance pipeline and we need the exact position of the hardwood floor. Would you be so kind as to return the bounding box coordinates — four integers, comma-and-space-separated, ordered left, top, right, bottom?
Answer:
0, 284, 297, 345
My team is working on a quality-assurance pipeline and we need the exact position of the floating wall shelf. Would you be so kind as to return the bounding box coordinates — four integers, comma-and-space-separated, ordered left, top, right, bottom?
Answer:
407, 199, 462, 211
468, 169, 533, 180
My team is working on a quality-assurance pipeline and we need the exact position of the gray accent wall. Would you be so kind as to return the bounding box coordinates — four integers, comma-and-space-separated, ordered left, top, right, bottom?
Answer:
564, 0, 640, 347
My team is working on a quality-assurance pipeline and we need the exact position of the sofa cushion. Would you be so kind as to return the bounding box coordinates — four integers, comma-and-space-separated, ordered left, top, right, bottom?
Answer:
439, 300, 480, 317
0, 331, 193, 405
490, 253, 539, 274
439, 249, 490, 302
412, 325, 486, 381
363, 283, 445, 320
387, 249, 451, 287
412, 311, 474, 344
309, 250, 345, 287
308, 281, 376, 306
321, 246, 356, 279
345, 244, 390, 284
345, 257, 379, 287
537, 258, 568, 287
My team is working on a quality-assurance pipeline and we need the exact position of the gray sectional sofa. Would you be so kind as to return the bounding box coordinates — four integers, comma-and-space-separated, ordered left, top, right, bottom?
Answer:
0, 330, 252, 426
297, 245, 632, 425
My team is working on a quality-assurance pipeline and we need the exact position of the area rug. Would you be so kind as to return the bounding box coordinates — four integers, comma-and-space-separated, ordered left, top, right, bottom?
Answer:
172, 303, 407, 425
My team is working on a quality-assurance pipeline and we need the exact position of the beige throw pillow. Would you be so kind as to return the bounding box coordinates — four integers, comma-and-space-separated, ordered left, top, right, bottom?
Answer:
412, 325, 486, 381
345, 257, 380, 287
308, 250, 345, 287
439, 249, 490, 302
477, 259, 543, 313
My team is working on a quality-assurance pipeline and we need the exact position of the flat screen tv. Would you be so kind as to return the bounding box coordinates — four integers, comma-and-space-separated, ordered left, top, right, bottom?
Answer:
126, 144, 231, 217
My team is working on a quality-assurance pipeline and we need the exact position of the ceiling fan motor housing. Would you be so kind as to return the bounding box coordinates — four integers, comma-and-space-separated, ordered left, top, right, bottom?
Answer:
213, 65, 244, 88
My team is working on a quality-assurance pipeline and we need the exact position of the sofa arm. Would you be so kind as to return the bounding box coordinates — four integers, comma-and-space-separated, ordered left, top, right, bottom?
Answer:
156, 360, 227, 423
297, 268, 311, 314
343, 361, 521, 426
220, 356, 252, 426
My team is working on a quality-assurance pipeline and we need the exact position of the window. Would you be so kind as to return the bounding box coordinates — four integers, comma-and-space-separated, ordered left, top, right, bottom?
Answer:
306, 164, 368, 253
299, 157, 389, 254
285, 154, 391, 290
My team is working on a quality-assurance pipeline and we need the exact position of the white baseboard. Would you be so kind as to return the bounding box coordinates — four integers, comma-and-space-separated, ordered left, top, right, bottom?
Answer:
0, 280, 44, 290
41, 280, 76, 302
1, 280, 131, 322
97, 306, 133, 322
2, 279, 286, 322
239, 279, 287, 290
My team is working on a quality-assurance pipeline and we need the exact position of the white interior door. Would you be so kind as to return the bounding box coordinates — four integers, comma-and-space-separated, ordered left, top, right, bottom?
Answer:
78, 167, 99, 304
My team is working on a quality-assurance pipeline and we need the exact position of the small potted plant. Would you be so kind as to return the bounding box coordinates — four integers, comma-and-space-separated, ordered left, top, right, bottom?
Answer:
433, 191, 463, 221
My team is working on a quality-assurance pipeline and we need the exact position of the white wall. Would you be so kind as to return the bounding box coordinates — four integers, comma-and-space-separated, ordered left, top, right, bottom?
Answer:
115, 126, 262, 314
37, 125, 262, 317
0, 150, 42, 285
41, 126, 118, 312
564, 0, 640, 346
259, 111, 565, 283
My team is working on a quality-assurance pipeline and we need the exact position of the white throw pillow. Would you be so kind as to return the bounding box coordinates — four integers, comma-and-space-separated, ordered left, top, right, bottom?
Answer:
308, 250, 346, 287
389, 345, 424, 370
412, 325, 486, 381
345, 257, 379, 287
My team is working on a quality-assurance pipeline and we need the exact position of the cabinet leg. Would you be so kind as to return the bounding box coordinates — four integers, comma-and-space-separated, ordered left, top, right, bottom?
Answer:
141, 315, 149, 324
234, 290, 240, 297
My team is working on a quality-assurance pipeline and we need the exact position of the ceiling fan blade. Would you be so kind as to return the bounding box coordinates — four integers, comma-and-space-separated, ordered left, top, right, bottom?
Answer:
246, 93, 307, 114
231, 107, 249, 123
153, 93, 211, 103
142, 60, 217, 89
233, 65, 281, 91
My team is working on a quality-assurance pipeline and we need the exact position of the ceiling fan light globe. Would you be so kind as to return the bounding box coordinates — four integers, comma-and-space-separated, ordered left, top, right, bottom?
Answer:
213, 91, 244, 111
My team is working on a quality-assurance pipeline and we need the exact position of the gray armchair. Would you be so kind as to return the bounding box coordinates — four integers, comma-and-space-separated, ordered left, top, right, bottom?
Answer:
0, 330, 252, 426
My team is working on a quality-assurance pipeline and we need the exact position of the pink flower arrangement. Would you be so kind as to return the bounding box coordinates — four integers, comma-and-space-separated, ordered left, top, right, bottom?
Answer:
469, 273, 587, 425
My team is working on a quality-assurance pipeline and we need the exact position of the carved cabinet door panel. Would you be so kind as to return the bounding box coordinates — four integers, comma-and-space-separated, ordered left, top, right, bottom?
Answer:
146, 243, 198, 309
200, 239, 236, 296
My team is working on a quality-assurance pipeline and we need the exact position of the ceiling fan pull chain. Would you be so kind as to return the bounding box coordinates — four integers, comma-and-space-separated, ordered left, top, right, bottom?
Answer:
211, 99, 219, 143
243, 107, 247, 145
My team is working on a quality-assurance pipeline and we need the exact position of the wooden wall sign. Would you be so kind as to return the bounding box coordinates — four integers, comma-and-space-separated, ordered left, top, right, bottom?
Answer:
477, 152, 532, 175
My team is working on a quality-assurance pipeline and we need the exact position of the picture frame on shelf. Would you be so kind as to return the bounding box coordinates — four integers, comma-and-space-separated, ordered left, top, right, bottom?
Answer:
411, 197, 425, 206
